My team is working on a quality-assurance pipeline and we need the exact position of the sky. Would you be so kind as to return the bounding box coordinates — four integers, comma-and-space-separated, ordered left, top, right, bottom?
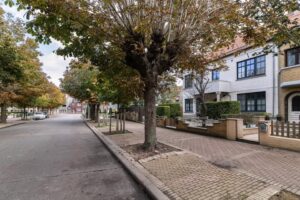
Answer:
2, 3, 72, 87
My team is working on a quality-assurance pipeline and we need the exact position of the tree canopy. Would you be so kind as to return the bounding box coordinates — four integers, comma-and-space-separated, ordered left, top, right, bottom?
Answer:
0, 7, 65, 122
7, 0, 300, 148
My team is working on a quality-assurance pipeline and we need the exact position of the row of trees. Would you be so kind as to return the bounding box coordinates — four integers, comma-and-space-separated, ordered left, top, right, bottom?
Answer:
0, 7, 65, 123
7, 0, 300, 149
60, 59, 143, 121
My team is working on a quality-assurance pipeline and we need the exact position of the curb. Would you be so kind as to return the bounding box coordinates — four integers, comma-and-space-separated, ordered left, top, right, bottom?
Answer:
0, 122, 27, 129
84, 121, 170, 200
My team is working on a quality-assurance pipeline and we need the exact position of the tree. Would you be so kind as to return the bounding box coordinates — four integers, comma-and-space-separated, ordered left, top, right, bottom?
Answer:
157, 74, 179, 105
60, 59, 142, 119
8, 0, 300, 149
11, 38, 49, 118
35, 83, 65, 112
0, 7, 23, 123
60, 60, 100, 120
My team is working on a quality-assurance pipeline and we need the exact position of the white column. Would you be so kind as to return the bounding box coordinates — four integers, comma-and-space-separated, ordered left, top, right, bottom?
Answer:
216, 92, 221, 102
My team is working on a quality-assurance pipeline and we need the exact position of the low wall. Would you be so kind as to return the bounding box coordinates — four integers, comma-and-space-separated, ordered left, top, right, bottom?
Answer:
159, 118, 243, 140
259, 122, 300, 152
206, 120, 227, 138
243, 127, 258, 136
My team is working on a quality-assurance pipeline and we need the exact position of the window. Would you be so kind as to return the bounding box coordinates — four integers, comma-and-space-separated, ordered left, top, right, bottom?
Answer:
184, 74, 193, 88
292, 96, 300, 111
237, 55, 266, 79
286, 47, 300, 67
237, 92, 266, 112
185, 99, 193, 113
212, 70, 220, 80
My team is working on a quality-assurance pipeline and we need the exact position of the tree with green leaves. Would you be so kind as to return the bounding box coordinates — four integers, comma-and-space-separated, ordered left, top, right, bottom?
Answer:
35, 82, 65, 112
60, 60, 100, 120
7, 0, 300, 149
12, 38, 50, 117
0, 7, 23, 123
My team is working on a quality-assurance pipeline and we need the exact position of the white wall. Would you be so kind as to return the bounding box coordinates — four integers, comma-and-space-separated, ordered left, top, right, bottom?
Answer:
182, 45, 279, 118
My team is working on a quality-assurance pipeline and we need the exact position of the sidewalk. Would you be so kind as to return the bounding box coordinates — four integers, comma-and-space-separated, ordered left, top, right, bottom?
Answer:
0, 118, 29, 129
93, 121, 300, 199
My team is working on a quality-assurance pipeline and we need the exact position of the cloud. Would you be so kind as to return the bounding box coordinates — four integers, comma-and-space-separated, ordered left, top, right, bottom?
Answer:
39, 53, 72, 87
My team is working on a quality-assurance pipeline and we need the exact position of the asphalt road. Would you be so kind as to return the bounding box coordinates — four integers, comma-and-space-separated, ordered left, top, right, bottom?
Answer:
0, 114, 149, 200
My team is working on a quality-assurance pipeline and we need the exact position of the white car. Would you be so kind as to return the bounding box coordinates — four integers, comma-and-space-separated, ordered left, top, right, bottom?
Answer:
32, 112, 46, 120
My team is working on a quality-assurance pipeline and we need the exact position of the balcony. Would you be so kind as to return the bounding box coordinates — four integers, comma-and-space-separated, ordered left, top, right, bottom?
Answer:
280, 65, 300, 88
206, 80, 231, 93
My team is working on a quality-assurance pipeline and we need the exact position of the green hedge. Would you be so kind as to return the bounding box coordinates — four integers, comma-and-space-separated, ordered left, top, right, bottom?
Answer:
156, 106, 171, 118
160, 103, 182, 118
206, 101, 240, 119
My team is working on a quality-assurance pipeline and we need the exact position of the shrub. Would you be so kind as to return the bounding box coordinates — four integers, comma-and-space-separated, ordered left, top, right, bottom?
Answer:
156, 106, 171, 118
206, 101, 240, 119
160, 103, 182, 118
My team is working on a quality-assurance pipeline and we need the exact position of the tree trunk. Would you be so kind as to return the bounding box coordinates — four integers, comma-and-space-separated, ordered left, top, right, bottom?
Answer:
116, 113, 119, 131
23, 107, 26, 120
89, 103, 96, 121
95, 103, 99, 123
0, 104, 7, 123
143, 85, 157, 150
123, 109, 126, 133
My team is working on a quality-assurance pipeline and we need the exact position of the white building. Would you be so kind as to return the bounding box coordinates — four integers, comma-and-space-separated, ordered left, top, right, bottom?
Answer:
182, 40, 279, 119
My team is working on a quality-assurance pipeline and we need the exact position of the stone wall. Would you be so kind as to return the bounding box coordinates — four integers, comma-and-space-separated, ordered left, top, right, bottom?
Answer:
158, 118, 244, 140
259, 122, 300, 152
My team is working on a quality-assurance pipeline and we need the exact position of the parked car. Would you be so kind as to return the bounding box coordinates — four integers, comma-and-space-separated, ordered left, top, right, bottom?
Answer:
32, 112, 46, 120
43, 112, 49, 118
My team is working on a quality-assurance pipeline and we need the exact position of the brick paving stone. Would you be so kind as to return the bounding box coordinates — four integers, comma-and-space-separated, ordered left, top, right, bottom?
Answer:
95, 121, 300, 199
141, 153, 268, 200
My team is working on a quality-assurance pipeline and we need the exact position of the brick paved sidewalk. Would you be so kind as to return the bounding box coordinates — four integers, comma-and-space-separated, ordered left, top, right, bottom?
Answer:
98, 121, 300, 197
144, 152, 273, 200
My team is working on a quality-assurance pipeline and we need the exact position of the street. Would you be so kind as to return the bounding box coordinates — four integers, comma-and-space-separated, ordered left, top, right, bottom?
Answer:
0, 114, 148, 200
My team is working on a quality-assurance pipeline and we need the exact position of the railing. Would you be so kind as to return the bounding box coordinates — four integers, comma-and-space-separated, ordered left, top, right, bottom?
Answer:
271, 120, 300, 139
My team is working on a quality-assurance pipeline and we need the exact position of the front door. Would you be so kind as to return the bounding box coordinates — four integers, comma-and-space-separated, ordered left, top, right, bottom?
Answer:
288, 93, 300, 122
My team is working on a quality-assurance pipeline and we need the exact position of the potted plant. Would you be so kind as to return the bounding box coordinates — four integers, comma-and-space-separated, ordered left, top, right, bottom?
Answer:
265, 115, 270, 121
276, 114, 282, 122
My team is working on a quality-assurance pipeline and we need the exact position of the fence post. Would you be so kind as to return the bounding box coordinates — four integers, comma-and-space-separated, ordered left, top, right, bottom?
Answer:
271, 120, 274, 135
276, 121, 279, 136
299, 122, 300, 139
287, 121, 290, 138
281, 121, 285, 137
293, 122, 296, 138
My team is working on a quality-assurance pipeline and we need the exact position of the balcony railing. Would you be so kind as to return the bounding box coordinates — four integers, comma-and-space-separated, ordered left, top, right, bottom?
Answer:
206, 80, 231, 93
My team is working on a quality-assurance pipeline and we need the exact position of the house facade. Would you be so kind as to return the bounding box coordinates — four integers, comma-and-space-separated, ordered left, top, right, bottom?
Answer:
278, 44, 300, 122
182, 40, 300, 122
182, 11, 300, 122
182, 44, 280, 119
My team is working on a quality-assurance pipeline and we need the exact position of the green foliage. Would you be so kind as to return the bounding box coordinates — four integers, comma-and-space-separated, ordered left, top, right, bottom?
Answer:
160, 103, 181, 118
60, 61, 98, 102
0, 8, 22, 87
206, 101, 240, 119
7, 0, 300, 148
34, 83, 65, 109
156, 106, 170, 118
